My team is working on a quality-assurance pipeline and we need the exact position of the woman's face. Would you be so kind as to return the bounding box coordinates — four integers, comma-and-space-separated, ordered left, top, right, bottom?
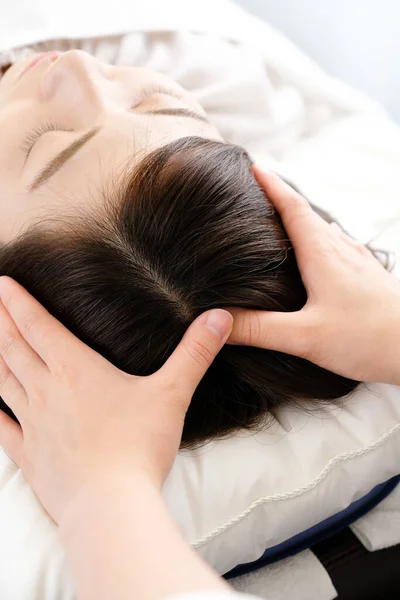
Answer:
0, 50, 221, 244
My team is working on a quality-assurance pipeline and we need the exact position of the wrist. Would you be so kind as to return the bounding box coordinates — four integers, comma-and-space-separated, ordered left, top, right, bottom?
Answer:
58, 467, 227, 600
59, 468, 159, 541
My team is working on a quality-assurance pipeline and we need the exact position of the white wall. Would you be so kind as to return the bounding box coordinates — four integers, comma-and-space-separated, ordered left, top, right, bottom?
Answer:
236, 0, 400, 123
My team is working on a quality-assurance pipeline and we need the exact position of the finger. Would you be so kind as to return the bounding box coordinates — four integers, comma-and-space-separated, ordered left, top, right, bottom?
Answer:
156, 309, 233, 400
0, 299, 47, 390
0, 277, 84, 369
226, 306, 313, 357
0, 354, 28, 417
252, 165, 331, 252
0, 410, 23, 466
329, 222, 344, 236
329, 223, 378, 262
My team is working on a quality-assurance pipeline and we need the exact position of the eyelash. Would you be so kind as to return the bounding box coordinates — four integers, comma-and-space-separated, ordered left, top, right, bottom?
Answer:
134, 83, 183, 105
20, 120, 73, 158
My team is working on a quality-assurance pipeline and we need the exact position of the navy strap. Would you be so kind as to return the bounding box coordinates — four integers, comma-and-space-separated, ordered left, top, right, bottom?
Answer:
225, 475, 400, 579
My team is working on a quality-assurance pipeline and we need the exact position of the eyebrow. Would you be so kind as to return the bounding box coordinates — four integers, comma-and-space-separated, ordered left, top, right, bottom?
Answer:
28, 126, 100, 192
28, 108, 210, 192
143, 107, 210, 124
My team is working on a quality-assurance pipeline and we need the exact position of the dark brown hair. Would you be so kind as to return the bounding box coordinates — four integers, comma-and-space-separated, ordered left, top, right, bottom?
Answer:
0, 137, 359, 447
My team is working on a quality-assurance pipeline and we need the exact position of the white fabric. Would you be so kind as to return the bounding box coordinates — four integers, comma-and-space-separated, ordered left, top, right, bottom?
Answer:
230, 550, 337, 600
166, 385, 400, 575
351, 484, 400, 551
0, 1, 400, 600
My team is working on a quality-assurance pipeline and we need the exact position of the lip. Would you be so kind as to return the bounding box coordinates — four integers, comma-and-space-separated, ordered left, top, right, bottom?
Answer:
18, 51, 60, 81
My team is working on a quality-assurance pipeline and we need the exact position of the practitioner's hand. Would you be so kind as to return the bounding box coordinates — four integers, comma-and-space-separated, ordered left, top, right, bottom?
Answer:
0, 277, 233, 524
228, 165, 400, 385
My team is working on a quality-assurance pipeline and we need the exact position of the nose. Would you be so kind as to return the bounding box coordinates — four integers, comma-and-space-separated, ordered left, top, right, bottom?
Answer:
40, 50, 106, 115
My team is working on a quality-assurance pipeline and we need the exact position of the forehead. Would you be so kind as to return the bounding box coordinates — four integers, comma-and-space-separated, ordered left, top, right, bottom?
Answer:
20, 109, 219, 211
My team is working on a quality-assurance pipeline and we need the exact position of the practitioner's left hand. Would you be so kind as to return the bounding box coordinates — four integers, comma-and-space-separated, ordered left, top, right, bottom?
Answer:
0, 277, 233, 524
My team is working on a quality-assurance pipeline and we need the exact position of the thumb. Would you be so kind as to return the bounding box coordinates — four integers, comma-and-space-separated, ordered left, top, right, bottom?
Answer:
227, 307, 311, 357
156, 309, 233, 398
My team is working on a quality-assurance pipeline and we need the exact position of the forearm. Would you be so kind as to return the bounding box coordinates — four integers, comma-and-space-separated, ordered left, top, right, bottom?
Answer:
59, 471, 229, 600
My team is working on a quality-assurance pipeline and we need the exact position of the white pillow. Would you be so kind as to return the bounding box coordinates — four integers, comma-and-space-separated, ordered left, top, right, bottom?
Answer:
1, 381, 400, 599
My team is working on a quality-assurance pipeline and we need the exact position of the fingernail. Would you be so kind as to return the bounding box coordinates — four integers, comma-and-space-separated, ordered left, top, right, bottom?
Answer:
205, 309, 233, 340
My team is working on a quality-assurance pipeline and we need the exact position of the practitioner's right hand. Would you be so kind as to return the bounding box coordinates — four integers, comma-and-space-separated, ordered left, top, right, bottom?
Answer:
0, 278, 233, 525
228, 165, 400, 386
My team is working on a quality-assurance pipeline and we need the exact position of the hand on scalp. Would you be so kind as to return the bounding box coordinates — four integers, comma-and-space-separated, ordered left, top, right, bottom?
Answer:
0, 277, 232, 524
227, 165, 400, 385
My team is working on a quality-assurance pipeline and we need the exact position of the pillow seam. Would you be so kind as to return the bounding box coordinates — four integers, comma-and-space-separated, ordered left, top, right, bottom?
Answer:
192, 423, 400, 548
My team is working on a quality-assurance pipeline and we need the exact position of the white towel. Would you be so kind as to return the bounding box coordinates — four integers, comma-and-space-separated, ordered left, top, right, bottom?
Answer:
351, 485, 400, 551
230, 550, 337, 600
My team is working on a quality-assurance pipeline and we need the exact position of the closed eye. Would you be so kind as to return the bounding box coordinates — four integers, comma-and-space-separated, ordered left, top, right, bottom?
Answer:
20, 121, 74, 161
133, 83, 210, 124
133, 82, 186, 106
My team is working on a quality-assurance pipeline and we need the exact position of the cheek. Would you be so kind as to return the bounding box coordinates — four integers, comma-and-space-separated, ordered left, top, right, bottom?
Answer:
0, 146, 19, 178
0, 64, 16, 92
0, 102, 30, 175
0, 61, 27, 101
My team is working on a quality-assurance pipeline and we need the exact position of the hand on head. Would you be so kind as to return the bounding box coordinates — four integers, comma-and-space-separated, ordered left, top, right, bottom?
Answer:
0, 278, 232, 524
228, 165, 400, 385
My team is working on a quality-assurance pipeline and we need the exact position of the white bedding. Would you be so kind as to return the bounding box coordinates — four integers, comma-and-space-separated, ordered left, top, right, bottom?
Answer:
0, 2, 400, 599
